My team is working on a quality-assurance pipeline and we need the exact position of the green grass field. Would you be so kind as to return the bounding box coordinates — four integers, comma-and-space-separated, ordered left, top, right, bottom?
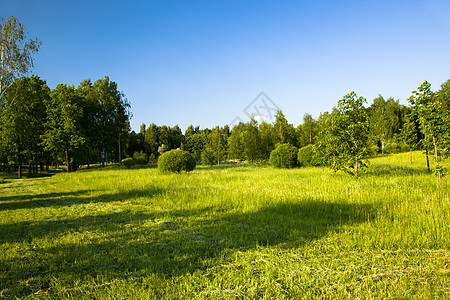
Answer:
1, 152, 449, 299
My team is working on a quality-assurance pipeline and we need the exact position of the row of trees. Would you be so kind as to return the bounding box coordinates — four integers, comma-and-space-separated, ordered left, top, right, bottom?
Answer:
127, 94, 412, 163
126, 79, 448, 178
0, 75, 131, 176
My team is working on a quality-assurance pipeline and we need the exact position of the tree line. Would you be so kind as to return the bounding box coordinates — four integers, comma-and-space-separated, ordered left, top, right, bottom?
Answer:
127, 78, 449, 177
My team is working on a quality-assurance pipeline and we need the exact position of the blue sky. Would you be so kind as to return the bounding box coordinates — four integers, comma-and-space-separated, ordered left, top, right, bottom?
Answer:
2, 0, 450, 132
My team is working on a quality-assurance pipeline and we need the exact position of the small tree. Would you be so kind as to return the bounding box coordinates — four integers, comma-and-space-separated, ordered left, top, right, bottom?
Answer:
269, 143, 298, 168
158, 149, 196, 173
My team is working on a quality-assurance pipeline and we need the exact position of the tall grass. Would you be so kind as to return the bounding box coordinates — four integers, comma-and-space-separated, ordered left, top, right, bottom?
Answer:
0, 152, 449, 299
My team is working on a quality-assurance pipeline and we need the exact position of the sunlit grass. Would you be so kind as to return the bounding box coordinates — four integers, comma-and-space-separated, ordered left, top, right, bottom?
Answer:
0, 152, 449, 299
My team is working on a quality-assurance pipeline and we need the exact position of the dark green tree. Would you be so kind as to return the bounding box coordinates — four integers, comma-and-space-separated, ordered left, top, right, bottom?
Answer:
42, 84, 85, 172
0, 76, 49, 177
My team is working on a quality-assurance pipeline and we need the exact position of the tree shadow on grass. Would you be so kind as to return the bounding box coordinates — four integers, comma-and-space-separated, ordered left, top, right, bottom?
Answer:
0, 186, 167, 211
0, 193, 377, 298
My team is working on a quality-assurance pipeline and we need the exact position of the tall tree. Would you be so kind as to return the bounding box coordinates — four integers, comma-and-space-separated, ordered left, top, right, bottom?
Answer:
259, 121, 275, 162
0, 76, 49, 177
227, 122, 246, 161
42, 84, 85, 172
205, 126, 227, 165
1, 17, 41, 119
297, 113, 317, 147
400, 111, 421, 163
243, 117, 261, 164
409, 80, 446, 179
92, 76, 131, 166
316, 92, 370, 177
273, 110, 296, 146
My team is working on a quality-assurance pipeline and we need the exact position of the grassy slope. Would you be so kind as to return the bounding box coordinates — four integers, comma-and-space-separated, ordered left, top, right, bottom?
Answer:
0, 152, 449, 299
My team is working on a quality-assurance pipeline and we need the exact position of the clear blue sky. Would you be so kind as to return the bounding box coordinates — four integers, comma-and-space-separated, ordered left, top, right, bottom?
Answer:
2, 0, 449, 132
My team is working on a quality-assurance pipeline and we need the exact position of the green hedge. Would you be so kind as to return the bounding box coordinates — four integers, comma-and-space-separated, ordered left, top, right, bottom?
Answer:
158, 149, 196, 173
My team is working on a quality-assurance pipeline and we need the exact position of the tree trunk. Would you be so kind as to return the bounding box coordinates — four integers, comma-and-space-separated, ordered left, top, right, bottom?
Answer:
410, 149, 413, 164
18, 161, 22, 178
432, 136, 441, 180
425, 133, 430, 172
355, 160, 358, 178
102, 146, 105, 167
87, 153, 90, 169
65, 150, 70, 173
118, 132, 121, 167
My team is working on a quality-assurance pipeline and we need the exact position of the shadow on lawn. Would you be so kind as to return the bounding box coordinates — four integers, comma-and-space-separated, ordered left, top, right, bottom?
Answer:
0, 192, 376, 298
0, 186, 167, 211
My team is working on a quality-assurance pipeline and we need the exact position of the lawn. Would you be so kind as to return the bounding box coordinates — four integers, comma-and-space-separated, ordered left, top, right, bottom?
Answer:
0, 152, 449, 299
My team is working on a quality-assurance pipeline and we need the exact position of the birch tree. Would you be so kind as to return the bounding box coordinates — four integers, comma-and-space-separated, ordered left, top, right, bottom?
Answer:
1, 17, 41, 119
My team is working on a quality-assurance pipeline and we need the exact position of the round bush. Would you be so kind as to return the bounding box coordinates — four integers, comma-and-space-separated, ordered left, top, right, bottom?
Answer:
158, 149, 196, 173
121, 157, 135, 169
297, 144, 316, 167
269, 143, 298, 168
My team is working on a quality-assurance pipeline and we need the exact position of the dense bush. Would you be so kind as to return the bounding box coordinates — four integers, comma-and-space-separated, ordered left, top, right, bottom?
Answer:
121, 157, 135, 169
158, 149, 196, 173
149, 153, 156, 163
297, 144, 317, 167
269, 143, 298, 168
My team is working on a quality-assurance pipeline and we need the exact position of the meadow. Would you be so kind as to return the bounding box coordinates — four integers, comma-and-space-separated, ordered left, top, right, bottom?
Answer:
0, 152, 449, 299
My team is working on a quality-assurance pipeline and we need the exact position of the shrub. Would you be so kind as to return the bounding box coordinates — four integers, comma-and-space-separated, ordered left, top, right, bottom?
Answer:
121, 157, 135, 169
201, 148, 215, 165
149, 153, 156, 163
269, 143, 298, 168
297, 144, 316, 167
158, 149, 196, 173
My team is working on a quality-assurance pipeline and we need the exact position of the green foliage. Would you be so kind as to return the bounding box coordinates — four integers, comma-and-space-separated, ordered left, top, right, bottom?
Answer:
227, 122, 246, 161
205, 126, 227, 164
201, 147, 215, 165
133, 151, 148, 165
0, 16, 41, 114
273, 110, 296, 145
316, 92, 370, 177
121, 157, 135, 169
148, 153, 156, 163
269, 143, 298, 168
157, 149, 196, 173
243, 117, 261, 163
297, 144, 317, 167
41, 83, 85, 173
